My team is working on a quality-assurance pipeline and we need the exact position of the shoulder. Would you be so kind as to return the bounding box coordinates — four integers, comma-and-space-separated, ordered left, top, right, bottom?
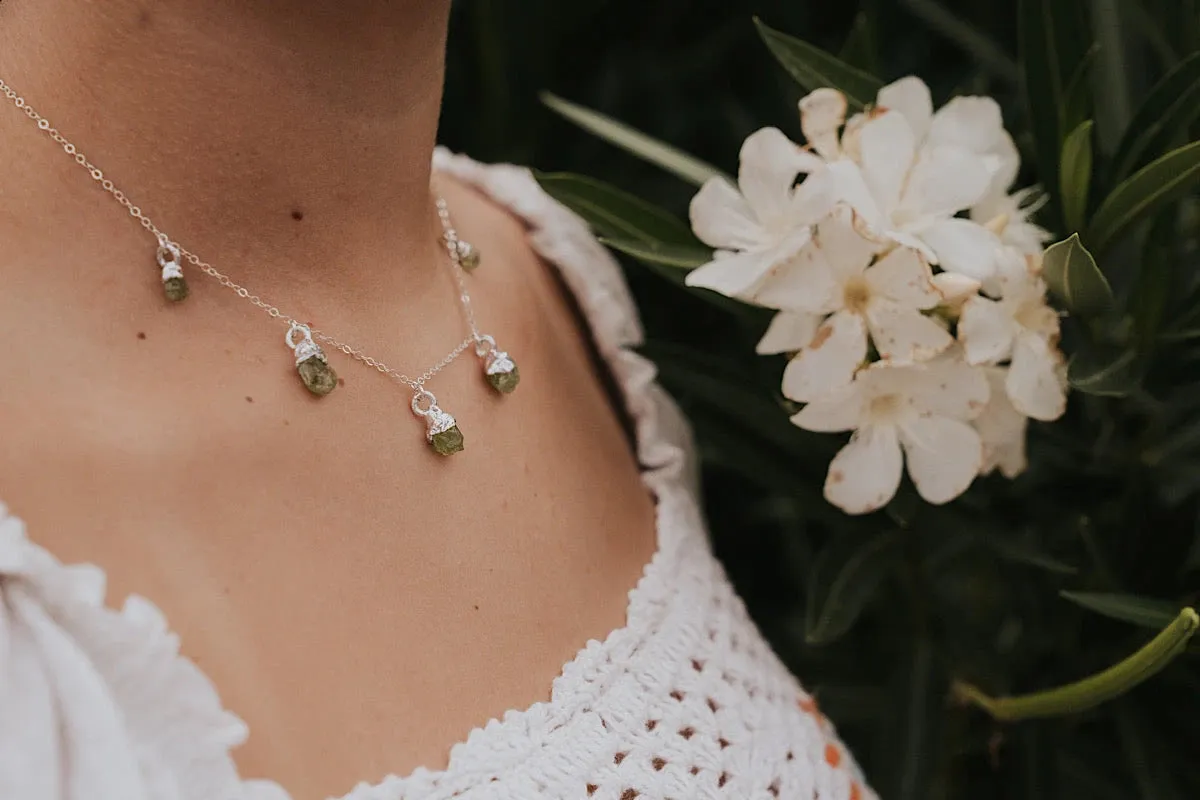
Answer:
433, 147, 644, 352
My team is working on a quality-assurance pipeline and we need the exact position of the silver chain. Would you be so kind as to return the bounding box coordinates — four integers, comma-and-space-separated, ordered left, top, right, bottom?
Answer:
0, 75, 480, 394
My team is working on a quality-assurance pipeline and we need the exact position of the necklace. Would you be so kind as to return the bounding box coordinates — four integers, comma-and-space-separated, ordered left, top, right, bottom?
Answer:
0, 76, 519, 456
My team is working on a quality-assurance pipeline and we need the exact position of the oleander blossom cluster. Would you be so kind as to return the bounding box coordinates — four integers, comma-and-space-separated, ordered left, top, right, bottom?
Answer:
685, 77, 1066, 514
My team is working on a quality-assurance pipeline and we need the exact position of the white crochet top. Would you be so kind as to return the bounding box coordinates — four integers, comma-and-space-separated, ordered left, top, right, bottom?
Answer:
0, 150, 875, 800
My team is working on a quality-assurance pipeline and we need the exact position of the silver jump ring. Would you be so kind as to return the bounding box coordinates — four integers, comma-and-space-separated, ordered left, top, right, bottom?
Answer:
474, 334, 496, 357
285, 322, 313, 350
156, 240, 181, 268
411, 388, 437, 416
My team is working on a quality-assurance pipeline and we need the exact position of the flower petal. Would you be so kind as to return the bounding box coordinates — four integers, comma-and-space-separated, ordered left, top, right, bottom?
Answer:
757, 311, 822, 355
1007, 332, 1067, 421
782, 311, 868, 402
866, 300, 953, 364
791, 383, 864, 433
909, 353, 990, 419
877, 76, 933, 142
824, 425, 904, 514
928, 96, 1007, 154
918, 218, 1001, 281
826, 161, 887, 231
738, 128, 818, 230
864, 247, 941, 308
790, 163, 839, 226
859, 110, 915, 215
958, 294, 1017, 365
975, 366, 1029, 478
749, 239, 840, 312
799, 88, 847, 162
689, 177, 764, 250
906, 145, 992, 217
814, 204, 878, 282
932, 272, 981, 306
685, 246, 790, 298
900, 416, 983, 504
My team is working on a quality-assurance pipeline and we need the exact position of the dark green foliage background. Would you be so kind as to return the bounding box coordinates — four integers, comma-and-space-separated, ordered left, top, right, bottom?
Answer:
442, 2, 1200, 798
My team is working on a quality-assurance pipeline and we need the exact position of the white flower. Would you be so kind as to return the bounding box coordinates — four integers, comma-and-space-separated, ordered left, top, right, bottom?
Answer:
767, 206, 953, 401
958, 252, 1067, 421
792, 355, 989, 514
685, 127, 837, 298
796, 77, 1016, 283
880, 79, 1050, 256
974, 366, 1029, 478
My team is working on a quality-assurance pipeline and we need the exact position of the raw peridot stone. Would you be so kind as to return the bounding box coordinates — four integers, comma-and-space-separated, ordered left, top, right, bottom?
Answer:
430, 425, 464, 455
460, 247, 481, 271
297, 356, 338, 396
487, 363, 520, 394
163, 276, 190, 302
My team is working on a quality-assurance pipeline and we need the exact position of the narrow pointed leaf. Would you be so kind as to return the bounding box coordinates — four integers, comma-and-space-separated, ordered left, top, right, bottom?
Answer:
1042, 233, 1114, 316
1063, 44, 1100, 131
953, 607, 1199, 720
599, 237, 712, 269
1131, 213, 1176, 352
1060, 591, 1179, 628
534, 172, 698, 245
1112, 52, 1200, 180
806, 531, 902, 645
1060, 121, 1094, 233
838, 11, 879, 75
1019, 0, 1070, 229
1068, 345, 1138, 396
754, 17, 883, 109
1088, 141, 1200, 254
540, 94, 727, 187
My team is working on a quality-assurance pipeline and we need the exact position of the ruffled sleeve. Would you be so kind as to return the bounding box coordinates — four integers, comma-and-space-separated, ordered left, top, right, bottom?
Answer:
0, 504, 289, 800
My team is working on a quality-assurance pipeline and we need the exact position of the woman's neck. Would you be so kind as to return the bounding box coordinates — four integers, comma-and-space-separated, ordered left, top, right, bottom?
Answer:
0, 0, 452, 286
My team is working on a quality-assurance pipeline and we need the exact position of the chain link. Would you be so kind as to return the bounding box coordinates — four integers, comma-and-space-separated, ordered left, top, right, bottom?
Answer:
0, 75, 480, 394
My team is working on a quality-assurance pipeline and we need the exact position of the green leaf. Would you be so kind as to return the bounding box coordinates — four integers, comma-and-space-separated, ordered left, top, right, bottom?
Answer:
599, 237, 712, 269
1019, 0, 1072, 229
881, 638, 944, 800
1060, 121, 1094, 233
953, 607, 1199, 720
1063, 44, 1100, 132
539, 94, 727, 188
1112, 52, 1200, 180
534, 172, 698, 245
986, 535, 1079, 575
1042, 234, 1114, 316
1060, 591, 1180, 628
838, 10, 878, 75
1068, 345, 1138, 396
1131, 213, 1176, 352
805, 531, 902, 645
1087, 140, 1200, 255
753, 17, 883, 109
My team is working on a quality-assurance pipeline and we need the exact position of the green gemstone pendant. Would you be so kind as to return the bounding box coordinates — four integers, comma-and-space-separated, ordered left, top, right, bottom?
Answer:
286, 322, 338, 396
477, 335, 520, 395
412, 389, 464, 455
430, 424, 465, 456
157, 240, 189, 303
456, 239, 481, 271
486, 353, 520, 394
163, 275, 190, 302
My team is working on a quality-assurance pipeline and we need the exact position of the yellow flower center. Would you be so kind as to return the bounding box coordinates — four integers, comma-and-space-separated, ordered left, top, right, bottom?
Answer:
843, 277, 872, 314
868, 392, 905, 424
